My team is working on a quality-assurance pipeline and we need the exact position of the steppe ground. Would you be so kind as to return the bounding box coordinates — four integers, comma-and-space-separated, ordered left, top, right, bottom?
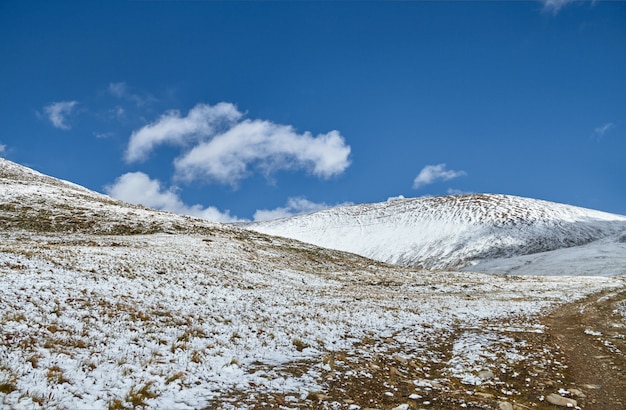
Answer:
1, 230, 624, 409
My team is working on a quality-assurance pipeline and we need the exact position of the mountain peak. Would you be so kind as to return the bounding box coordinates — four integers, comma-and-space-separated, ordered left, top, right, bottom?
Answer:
246, 194, 626, 270
0, 158, 219, 235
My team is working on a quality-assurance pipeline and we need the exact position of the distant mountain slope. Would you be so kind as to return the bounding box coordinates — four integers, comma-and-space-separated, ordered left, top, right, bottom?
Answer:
463, 234, 626, 277
0, 157, 221, 235
245, 194, 626, 270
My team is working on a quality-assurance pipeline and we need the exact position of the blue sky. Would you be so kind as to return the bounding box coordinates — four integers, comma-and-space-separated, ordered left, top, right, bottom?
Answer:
1, 0, 625, 220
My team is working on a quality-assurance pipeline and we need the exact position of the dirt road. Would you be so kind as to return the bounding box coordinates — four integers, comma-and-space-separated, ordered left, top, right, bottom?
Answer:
218, 286, 626, 409
543, 288, 626, 410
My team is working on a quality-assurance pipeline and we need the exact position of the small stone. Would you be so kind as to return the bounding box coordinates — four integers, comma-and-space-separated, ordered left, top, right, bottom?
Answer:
583, 384, 600, 390
389, 366, 403, 376
392, 405, 409, 410
307, 391, 331, 401
498, 401, 514, 410
478, 370, 495, 380
430, 380, 442, 388
546, 393, 577, 407
475, 392, 495, 399
393, 354, 409, 364
569, 388, 586, 398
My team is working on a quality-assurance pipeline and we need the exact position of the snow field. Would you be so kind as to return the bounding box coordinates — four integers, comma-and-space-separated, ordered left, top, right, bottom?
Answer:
1, 231, 622, 409
247, 194, 626, 271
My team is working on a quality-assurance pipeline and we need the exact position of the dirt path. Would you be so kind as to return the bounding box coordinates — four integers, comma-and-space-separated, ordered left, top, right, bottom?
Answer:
217, 287, 626, 409
543, 288, 626, 409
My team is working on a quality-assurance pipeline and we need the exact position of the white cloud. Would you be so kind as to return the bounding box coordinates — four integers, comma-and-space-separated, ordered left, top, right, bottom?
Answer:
174, 119, 351, 186
541, 0, 580, 14
104, 172, 242, 223
126, 102, 351, 186
412, 164, 467, 190
43, 101, 78, 130
386, 195, 405, 202
447, 188, 471, 195
112, 106, 125, 119
108, 82, 156, 107
125, 103, 242, 163
93, 131, 115, 139
0, 143, 6, 155
105, 173, 349, 223
253, 197, 338, 222
108, 82, 127, 98
593, 122, 614, 139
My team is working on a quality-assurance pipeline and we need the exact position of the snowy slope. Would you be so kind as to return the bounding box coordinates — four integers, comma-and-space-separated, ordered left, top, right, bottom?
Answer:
0, 157, 221, 235
464, 234, 626, 276
2, 158, 625, 409
245, 194, 626, 271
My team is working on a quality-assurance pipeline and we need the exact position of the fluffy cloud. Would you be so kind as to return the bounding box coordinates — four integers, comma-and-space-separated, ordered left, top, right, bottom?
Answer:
126, 102, 351, 186
43, 101, 78, 130
541, 0, 579, 14
412, 164, 467, 189
105, 172, 241, 223
253, 197, 337, 222
174, 120, 351, 186
104, 173, 343, 223
0, 143, 6, 155
125, 103, 242, 163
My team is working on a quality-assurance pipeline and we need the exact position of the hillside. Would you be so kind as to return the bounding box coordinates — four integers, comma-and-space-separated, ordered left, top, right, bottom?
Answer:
245, 194, 626, 271
1, 158, 625, 409
0, 157, 222, 235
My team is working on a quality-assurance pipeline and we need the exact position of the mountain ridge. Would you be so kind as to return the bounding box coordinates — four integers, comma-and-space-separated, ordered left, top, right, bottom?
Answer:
245, 193, 626, 270
3, 157, 625, 273
2, 157, 626, 408
0, 157, 223, 235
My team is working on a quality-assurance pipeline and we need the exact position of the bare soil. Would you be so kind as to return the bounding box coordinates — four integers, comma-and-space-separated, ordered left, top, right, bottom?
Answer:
543, 288, 626, 410
215, 287, 626, 409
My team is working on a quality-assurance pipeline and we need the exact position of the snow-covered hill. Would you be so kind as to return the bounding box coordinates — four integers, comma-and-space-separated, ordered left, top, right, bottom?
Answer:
0, 157, 222, 235
1, 158, 625, 409
245, 194, 626, 271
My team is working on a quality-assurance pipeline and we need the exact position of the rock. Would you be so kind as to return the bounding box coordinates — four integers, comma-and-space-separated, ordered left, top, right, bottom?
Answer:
307, 391, 331, 401
546, 393, 577, 407
393, 354, 409, 364
475, 392, 495, 399
498, 401, 514, 410
582, 384, 600, 390
478, 370, 495, 380
392, 405, 409, 410
389, 366, 403, 376
568, 388, 586, 398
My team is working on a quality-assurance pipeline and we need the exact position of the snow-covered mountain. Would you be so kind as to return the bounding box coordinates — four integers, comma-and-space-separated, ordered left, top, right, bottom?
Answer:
1, 158, 625, 408
245, 194, 626, 271
0, 157, 222, 235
